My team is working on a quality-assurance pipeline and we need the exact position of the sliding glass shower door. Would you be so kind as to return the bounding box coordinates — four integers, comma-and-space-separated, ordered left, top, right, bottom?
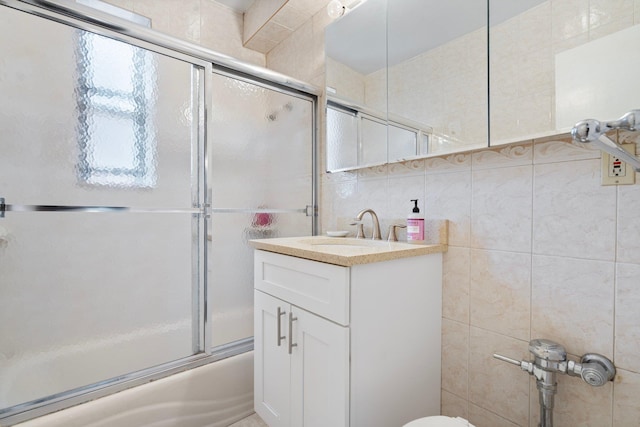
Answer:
209, 71, 316, 348
0, 4, 206, 414
0, 2, 318, 423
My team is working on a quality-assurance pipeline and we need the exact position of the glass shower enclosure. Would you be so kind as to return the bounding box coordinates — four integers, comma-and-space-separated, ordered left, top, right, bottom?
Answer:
0, 1, 316, 424
0, 3, 208, 417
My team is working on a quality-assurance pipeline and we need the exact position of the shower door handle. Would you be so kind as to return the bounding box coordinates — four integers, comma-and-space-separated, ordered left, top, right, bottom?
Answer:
0, 198, 203, 218
277, 307, 286, 347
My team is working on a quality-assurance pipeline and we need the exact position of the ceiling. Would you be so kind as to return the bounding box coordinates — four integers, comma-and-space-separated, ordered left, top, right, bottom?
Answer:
326, 0, 547, 74
214, 0, 255, 12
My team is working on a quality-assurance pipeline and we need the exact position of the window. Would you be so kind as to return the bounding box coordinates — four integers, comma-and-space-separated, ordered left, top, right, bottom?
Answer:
76, 31, 157, 188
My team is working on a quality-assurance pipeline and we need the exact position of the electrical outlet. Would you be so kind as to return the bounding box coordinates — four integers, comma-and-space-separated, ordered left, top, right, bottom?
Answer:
601, 143, 636, 185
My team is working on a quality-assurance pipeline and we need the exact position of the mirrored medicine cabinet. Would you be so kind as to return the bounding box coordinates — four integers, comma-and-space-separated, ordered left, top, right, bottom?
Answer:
325, 0, 640, 172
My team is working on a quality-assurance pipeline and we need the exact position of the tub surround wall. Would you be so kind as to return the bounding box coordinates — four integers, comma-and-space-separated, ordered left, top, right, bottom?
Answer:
243, 0, 333, 53
266, 3, 330, 90
104, 0, 266, 66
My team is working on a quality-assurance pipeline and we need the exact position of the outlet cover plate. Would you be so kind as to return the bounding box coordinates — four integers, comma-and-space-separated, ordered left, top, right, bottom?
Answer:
601, 143, 636, 186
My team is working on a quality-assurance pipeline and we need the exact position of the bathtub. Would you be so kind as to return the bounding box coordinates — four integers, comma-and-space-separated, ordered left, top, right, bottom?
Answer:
15, 352, 255, 427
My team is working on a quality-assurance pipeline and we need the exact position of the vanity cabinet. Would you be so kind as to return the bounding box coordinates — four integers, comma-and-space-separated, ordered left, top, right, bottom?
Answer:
254, 290, 349, 427
253, 248, 442, 427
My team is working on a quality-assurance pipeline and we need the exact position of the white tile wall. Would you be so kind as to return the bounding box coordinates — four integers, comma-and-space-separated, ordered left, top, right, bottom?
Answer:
617, 183, 640, 263
442, 247, 470, 324
469, 403, 520, 427
104, 0, 266, 66
469, 327, 529, 426
470, 164, 533, 253
530, 372, 614, 427
613, 369, 640, 426
425, 171, 471, 246
615, 263, 640, 373
533, 158, 617, 260
442, 319, 469, 400
317, 137, 640, 426
470, 249, 531, 341
441, 390, 469, 420
531, 255, 615, 356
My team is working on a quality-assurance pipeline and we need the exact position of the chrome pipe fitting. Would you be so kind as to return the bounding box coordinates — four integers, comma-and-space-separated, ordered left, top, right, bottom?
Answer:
494, 339, 615, 427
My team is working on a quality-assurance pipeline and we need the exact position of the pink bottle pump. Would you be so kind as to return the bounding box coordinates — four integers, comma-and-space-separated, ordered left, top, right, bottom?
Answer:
407, 199, 424, 244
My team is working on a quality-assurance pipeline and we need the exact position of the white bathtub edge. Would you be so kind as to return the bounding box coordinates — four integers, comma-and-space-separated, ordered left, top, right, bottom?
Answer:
16, 351, 255, 427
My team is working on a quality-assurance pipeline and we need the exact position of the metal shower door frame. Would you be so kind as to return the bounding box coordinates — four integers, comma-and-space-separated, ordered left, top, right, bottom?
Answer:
208, 64, 319, 238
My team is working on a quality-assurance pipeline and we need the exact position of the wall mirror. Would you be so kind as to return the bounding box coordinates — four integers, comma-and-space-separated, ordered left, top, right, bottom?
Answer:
326, 0, 640, 171
325, 0, 489, 172
325, 0, 388, 171
490, 0, 640, 144
386, 0, 488, 157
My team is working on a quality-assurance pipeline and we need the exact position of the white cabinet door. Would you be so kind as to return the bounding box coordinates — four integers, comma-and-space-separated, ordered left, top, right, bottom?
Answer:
290, 307, 349, 427
254, 291, 291, 427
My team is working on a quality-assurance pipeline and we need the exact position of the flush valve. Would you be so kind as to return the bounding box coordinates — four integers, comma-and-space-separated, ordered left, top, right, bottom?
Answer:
494, 339, 615, 386
493, 339, 615, 427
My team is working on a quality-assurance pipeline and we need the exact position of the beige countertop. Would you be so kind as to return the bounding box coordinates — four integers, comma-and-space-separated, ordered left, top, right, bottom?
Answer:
249, 235, 447, 267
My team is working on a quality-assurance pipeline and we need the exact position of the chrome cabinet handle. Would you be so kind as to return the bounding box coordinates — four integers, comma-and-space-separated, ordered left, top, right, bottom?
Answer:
288, 312, 298, 354
277, 307, 286, 346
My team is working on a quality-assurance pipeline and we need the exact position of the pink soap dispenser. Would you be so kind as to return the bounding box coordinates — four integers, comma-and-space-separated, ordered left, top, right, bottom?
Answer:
407, 199, 424, 244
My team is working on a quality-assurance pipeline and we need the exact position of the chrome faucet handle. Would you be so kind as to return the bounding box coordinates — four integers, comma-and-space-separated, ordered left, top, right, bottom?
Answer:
350, 219, 365, 239
387, 224, 406, 241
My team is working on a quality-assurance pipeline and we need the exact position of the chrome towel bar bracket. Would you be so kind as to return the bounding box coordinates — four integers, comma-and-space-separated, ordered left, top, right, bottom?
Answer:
571, 109, 640, 172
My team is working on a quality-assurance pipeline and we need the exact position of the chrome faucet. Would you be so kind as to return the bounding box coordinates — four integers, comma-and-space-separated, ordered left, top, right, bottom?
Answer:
494, 339, 616, 427
387, 224, 407, 242
352, 209, 382, 240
